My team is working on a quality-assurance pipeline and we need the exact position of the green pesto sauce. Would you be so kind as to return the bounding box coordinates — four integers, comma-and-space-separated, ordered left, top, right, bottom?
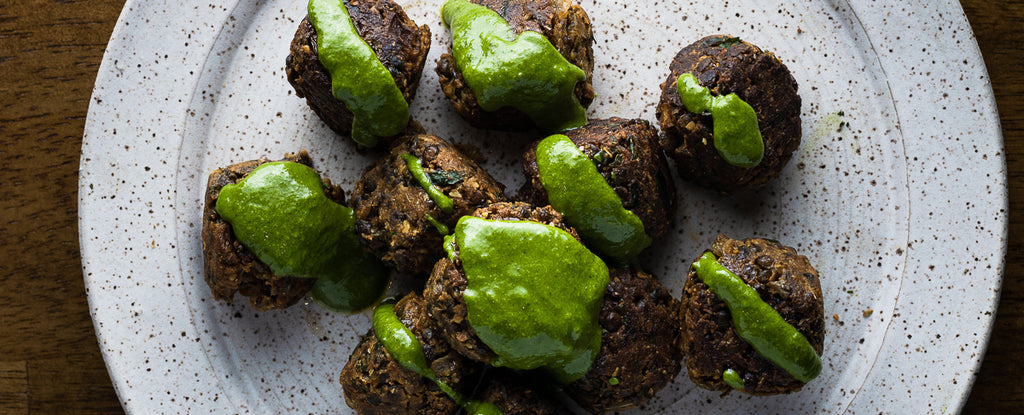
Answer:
441, 0, 587, 132
402, 153, 454, 214
676, 73, 764, 168
215, 161, 388, 312
722, 368, 745, 390
692, 252, 822, 383
444, 216, 608, 383
308, 0, 409, 147
372, 299, 503, 414
535, 134, 651, 263
425, 214, 451, 235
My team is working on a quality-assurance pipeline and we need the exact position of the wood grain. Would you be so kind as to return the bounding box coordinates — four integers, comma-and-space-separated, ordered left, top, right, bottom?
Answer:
0, 0, 1018, 413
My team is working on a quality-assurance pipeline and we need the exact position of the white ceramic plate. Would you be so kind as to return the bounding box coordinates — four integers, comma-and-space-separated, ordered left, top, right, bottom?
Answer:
80, 0, 1006, 413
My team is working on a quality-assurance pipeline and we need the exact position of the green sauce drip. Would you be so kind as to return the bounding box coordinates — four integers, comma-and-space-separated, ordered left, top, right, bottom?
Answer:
535, 134, 651, 263
425, 214, 451, 235
308, 0, 409, 147
692, 252, 822, 383
402, 153, 455, 214
676, 73, 764, 168
215, 162, 388, 312
444, 216, 608, 383
441, 0, 587, 132
722, 369, 745, 390
373, 299, 504, 414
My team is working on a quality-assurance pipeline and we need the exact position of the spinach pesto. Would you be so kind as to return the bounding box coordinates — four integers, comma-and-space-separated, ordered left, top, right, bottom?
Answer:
535, 134, 651, 263
402, 153, 455, 214
308, 0, 409, 147
692, 252, 821, 383
441, 0, 587, 132
373, 299, 504, 414
215, 161, 389, 312
445, 216, 608, 383
676, 73, 764, 167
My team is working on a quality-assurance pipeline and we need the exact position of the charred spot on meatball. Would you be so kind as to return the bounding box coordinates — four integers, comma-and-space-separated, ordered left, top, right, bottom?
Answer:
657, 35, 801, 193
201, 151, 335, 310
340, 292, 482, 414
423, 202, 580, 364
564, 267, 683, 413
435, 0, 595, 131
680, 234, 824, 395
285, 0, 430, 147
349, 134, 506, 275
520, 117, 677, 241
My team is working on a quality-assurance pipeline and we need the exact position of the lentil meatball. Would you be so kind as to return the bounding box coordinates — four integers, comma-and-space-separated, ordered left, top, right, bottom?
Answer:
680, 234, 824, 395
657, 35, 801, 193
349, 134, 506, 275
473, 370, 571, 414
565, 267, 683, 413
423, 202, 580, 363
285, 0, 431, 147
436, 0, 595, 131
340, 292, 482, 414
520, 117, 677, 242
201, 151, 335, 310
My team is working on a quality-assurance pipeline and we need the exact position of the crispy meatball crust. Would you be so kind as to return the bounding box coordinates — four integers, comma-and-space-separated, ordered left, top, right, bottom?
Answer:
475, 370, 571, 415
565, 267, 683, 413
657, 35, 801, 193
423, 202, 580, 363
681, 234, 824, 395
520, 117, 677, 241
285, 0, 431, 147
201, 151, 337, 310
349, 134, 506, 275
340, 292, 481, 415
436, 0, 595, 131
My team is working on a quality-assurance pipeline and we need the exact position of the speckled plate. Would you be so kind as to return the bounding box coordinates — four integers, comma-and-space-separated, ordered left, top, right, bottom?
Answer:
80, 0, 1006, 413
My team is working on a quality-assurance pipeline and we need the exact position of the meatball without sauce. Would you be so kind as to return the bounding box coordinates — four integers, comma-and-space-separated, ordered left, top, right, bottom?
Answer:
285, 0, 431, 146
201, 151, 334, 310
436, 0, 595, 131
520, 117, 677, 242
349, 134, 506, 275
680, 234, 824, 395
657, 35, 801, 193
340, 292, 482, 414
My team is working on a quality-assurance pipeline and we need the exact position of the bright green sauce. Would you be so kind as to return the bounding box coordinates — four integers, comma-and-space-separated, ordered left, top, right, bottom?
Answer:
676, 73, 764, 168
425, 214, 451, 235
722, 368, 745, 390
215, 161, 388, 312
444, 216, 608, 383
692, 252, 821, 383
402, 153, 454, 214
442, 0, 587, 132
308, 0, 409, 147
372, 299, 503, 414
535, 134, 651, 263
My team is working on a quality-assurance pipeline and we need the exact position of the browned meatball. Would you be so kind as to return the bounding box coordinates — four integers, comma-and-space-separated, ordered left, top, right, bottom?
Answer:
423, 202, 580, 363
680, 234, 824, 395
349, 134, 506, 275
565, 267, 683, 413
657, 35, 801, 193
340, 292, 482, 414
285, 0, 431, 147
520, 117, 677, 242
473, 370, 571, 414
201, 151, 335, 310
436, 0, 594, 131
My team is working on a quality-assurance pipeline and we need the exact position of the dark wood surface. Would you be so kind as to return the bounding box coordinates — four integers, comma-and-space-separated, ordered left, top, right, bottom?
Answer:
0, 0, 1019, 413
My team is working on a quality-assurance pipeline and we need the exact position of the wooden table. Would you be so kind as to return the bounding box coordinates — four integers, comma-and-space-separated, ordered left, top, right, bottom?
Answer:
0, 0, 1019, 413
